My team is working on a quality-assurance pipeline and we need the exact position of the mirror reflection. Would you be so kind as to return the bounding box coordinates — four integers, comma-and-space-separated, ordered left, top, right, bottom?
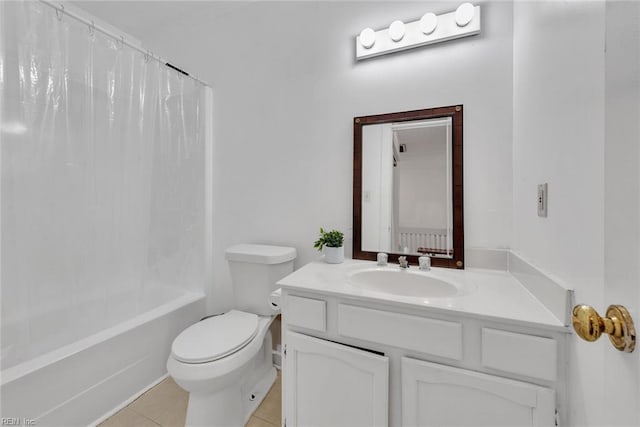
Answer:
361, 117, 453, 258
353, 105, 464, 269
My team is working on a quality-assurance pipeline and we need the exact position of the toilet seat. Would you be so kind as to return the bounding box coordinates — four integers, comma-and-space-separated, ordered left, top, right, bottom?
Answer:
171, 310, 259, 364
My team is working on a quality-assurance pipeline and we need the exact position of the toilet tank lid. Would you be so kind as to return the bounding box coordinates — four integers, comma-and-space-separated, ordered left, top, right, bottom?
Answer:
225, 244, 297, 264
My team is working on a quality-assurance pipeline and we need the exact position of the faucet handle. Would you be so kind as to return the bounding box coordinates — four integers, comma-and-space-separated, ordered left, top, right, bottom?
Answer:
419, 255, 431, 271
377, 253, 388, 266
398, 256, 409, 268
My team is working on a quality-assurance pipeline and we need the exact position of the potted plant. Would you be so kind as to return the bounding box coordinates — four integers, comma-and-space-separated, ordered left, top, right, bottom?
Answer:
314, 227, 345, 264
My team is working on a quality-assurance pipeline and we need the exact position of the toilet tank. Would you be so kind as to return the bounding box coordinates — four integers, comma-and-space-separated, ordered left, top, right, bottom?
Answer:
225, 244, 297, 316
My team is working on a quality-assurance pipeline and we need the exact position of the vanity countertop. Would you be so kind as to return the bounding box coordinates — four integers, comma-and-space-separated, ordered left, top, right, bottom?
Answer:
278, 259, 568, 332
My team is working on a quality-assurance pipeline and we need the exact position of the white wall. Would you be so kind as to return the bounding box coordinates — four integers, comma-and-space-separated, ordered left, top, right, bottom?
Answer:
513, 0, 605, 297
140, 1, 514, 312
397, 141, 448, 229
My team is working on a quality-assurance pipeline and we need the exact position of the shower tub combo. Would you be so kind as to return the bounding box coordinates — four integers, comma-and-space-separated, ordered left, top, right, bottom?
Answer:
1, 1, 213, 425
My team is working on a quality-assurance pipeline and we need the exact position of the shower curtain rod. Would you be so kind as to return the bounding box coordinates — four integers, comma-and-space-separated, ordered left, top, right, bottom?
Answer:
39, 0, 210, 87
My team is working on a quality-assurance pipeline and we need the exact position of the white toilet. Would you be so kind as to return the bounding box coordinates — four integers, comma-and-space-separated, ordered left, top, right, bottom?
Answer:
167, 244, 296, 427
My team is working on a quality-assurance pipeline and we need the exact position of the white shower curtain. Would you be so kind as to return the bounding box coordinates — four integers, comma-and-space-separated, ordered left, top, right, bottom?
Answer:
0, 1, 206, 370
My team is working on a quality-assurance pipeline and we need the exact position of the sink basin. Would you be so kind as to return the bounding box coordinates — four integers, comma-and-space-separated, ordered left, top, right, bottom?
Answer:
348, 268, 460, 298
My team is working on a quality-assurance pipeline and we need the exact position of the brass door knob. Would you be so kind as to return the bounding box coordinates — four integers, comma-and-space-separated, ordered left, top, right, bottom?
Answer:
572, 304, 635, 352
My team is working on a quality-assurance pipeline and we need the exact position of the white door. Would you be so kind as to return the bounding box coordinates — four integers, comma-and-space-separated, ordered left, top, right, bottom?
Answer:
284, 331, 389, 427
401, 357, 555, 427
361, 123, 394, 253
599, 1, 639, 425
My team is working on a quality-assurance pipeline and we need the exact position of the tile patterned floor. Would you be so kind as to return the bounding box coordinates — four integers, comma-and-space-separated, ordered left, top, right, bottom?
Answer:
99, 371, 281, 427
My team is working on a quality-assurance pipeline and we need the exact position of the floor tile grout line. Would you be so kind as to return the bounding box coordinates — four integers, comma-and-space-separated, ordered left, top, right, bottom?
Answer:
127, 406, 163, 426
252, 413, 279, 425
249, 416, 278, 427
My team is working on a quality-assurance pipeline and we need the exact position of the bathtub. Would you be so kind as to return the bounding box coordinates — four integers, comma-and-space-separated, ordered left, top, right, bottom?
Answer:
0, 285, 205, 426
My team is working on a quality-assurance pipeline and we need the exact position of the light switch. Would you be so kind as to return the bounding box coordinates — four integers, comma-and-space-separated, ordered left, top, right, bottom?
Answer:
537, 183, 548, 217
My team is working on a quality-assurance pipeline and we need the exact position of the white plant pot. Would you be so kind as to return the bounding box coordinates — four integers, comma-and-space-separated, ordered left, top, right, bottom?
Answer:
324, 246, 344, 264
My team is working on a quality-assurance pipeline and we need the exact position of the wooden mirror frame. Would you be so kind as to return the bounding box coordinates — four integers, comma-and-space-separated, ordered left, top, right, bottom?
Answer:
353, 105, 464, 269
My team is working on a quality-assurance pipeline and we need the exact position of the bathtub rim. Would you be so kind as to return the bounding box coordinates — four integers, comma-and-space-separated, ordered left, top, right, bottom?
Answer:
1, 290, 205, 386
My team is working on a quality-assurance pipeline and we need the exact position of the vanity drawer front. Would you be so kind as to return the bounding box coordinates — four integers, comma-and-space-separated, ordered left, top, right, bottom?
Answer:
286, 295, 327, 332
338, 304, 462, 360
481, 328, 557, 381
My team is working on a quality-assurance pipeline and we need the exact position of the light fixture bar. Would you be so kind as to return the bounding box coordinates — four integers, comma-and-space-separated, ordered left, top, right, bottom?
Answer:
356, 4, 481, 61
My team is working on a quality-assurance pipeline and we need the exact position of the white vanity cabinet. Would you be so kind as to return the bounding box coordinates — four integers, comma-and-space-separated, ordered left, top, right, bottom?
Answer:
402, 357, 555, 427
281, 290, 567, 427
284, 331, 389, 427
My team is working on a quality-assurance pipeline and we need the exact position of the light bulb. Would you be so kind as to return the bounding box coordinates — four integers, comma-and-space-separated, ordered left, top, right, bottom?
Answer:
388, 20, 405, 42
359, 27, 376, 49
419, 12, 438, 35
455, 3, 475, 27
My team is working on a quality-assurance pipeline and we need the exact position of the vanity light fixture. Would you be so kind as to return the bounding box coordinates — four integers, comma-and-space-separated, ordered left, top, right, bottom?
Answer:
355, 3, 481, 60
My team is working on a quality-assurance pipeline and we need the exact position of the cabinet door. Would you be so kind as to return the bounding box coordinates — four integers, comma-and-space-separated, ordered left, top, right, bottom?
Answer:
401, 357, 555, 427
285, 331, 389, 427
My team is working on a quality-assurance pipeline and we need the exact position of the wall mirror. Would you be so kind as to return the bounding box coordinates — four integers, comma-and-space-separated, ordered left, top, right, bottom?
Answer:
353, 105, 464, 269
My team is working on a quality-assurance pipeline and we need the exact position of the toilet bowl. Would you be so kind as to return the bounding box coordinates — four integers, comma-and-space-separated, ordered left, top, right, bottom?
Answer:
167, 244, 296, 427
168, 312, 276, 427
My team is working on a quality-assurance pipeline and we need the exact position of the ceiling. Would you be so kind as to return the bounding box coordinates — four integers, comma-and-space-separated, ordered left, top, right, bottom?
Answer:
70, 1, 254, 43
395, 125, 448, 160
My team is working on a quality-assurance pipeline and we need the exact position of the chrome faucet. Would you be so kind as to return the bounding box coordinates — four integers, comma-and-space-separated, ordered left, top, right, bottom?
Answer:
419, 255, 431, 271
398, 256, 409, 269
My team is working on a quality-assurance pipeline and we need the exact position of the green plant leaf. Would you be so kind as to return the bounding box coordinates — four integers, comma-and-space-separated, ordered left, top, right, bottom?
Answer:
313, 227, 344, 251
